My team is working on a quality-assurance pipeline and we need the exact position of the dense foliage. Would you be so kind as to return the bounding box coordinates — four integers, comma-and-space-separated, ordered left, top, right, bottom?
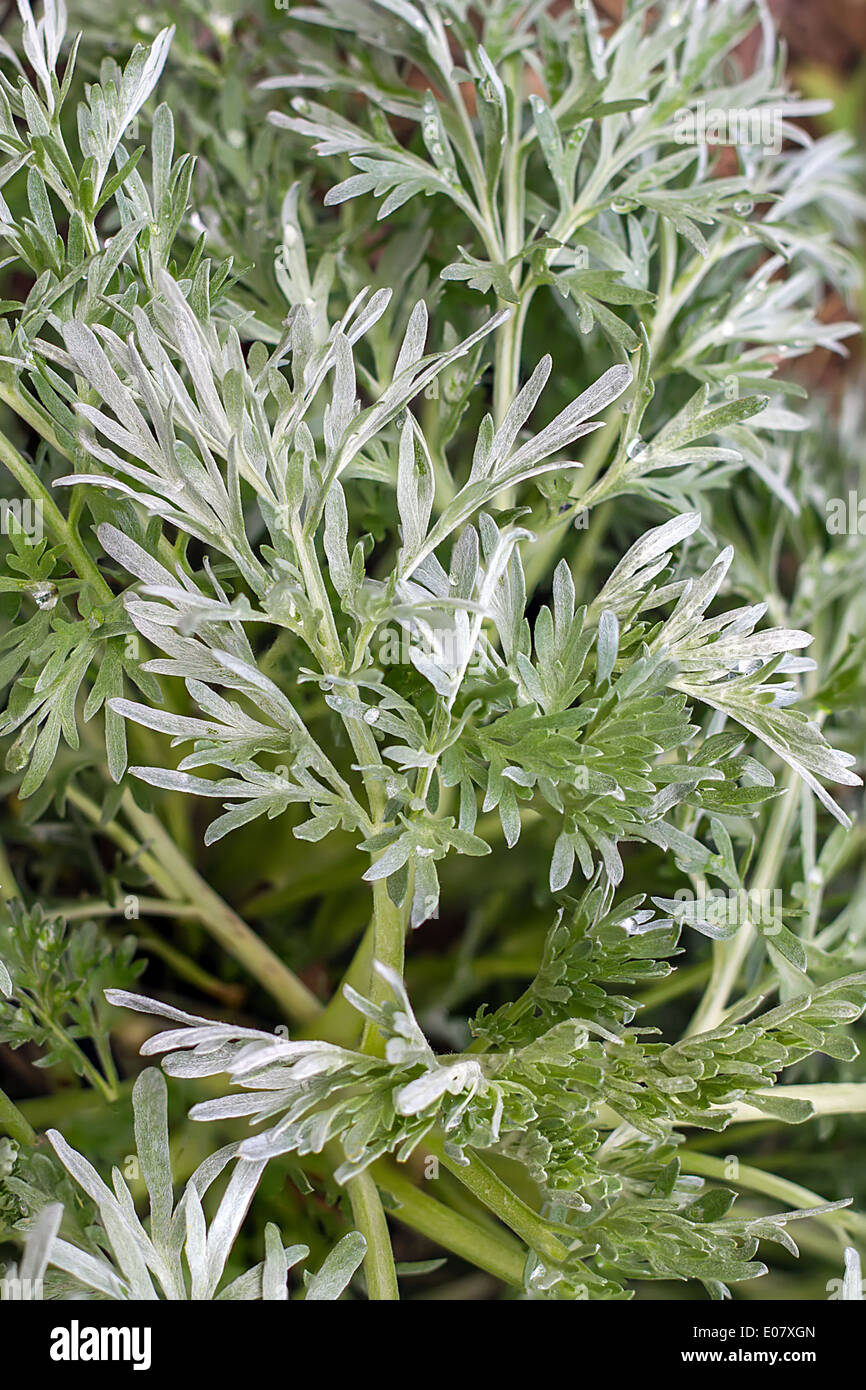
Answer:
0, 0, 864, 1301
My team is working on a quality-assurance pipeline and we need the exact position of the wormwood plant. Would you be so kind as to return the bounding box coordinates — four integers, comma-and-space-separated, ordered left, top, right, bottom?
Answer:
0, 0, 865, 1301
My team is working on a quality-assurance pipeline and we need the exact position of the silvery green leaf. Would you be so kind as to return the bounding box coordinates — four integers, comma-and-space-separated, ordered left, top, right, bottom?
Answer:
46, 1126, 122, 1213
595, 610, 619, 687
132, 1069, 174, 1250
77, 26, 174, 183
592, 512, 702, 615
482, 354, 552, 478
397, 415, 434, 555
314, 306, 510, 516
47, 1236, 130, 1300
323, 482, 352, 599
18, 1201, 62, 1284
394, 1059, 484, 1116
183, 1184, 209, 1300
394, 299, 428, 377
550, 832, 575, 893
362, 835, 412, 882
506, 363, 632, 475
17, 0, 66, 113
218, 1242, 309, 1301
304, 1231, 367, 1301
261, 1223, 290, 1302
842, 1247, 863, 1301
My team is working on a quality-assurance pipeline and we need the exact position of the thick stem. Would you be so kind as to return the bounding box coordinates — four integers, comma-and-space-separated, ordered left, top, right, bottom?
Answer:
0, 382, 73, 461
492, 57, 525, 432
293, 517, 411, 1048
371, 1160, 526, 1287
361, 878, 408, 1055
429, 1140, 569, 1266
493, 308, 521, 430
0, 1085, 36, 1146
292, 525, 403, 1282
302, 920, 375, 1046
687, 766, 800, 1035
347, 1169, 399, 1301
0, 833, 21, 903
0, 426, 108, 596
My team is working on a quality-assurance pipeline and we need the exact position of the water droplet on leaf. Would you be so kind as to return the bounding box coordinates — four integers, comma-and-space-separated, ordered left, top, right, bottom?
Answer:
626, 436, 649, 460
30, 581, 58, 611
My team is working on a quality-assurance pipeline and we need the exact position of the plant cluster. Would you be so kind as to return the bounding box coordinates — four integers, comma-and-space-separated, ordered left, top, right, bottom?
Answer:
0, 0, 863, 1301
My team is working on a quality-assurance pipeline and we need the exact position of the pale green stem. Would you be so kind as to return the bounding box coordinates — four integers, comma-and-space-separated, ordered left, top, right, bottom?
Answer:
55, 899, 245, 1005
292, 518, 412, 1038
0, 425, 108, 596
0, 381, 73, 460
347, 1168, 399, 1301
66, 785, 322, 1025
25, 992, 117, 1101
493, 59, 525, 439
0, 832, 21, 904
0, 1086, 36, 1145
493, 307, 521, 431
687, 764, 800, 1035
303, 919, 375, 1046
371, 1159, 526, 1287
360, 878, 407, 1057
290, 523, 404, 1283
429, 1139, 569, 1267
55, 897, 199, 921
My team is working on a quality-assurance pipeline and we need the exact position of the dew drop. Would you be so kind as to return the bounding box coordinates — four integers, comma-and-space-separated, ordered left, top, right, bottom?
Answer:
363, 707, 380, 724
733, 199, 754, 216
6, 734, 30, 772
30, 581, 58, 611
626, 436, 649, 460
